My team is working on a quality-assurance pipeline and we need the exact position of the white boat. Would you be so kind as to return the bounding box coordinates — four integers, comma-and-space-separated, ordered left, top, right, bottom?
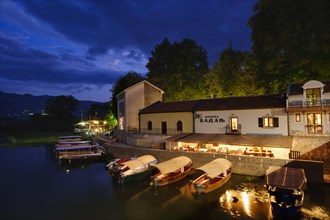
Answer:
265, 166, 307, 217
191, 158, 232, 194
112, 155, 158, 183
55, 141, 105, 160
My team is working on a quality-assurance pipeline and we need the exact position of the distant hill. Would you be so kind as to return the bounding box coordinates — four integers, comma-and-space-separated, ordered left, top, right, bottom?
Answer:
0, 91, 107, 119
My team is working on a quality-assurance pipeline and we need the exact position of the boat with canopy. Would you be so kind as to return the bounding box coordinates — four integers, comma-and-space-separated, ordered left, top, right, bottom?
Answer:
191, 158, 232, 194
264, 166, 307, 217
150, 156, 193, 187
113, 155, 158, 183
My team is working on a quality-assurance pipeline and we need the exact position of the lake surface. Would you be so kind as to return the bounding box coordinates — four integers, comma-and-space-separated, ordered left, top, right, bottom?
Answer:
0, 146, 329, 220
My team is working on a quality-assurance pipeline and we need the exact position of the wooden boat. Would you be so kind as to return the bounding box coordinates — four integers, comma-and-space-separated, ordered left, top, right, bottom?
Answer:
191, 158, 232, 194
150, 156, 193, 187
112, 155, 158, 183
55, 141, 105, 160
56, 135, 82, 143
264, 166, 307, 217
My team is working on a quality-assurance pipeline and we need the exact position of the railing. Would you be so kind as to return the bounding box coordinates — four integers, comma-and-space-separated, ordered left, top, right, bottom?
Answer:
289, 150, 300, 159
288, 99, 330, 108
140, 128, 183, 135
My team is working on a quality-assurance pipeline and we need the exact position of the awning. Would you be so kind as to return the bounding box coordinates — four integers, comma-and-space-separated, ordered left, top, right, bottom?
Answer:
265, 166, 307, 190
197, 158, 232, 178
151, 156, 192, 174
123, 155, 157, 169
176, 133, 292, 148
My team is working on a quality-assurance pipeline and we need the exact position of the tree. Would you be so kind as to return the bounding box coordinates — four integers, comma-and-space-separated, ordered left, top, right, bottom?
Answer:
88, 103, 109, 120
110, 71, 145, 117
146, 38, 209, 101
211, 48, 264, 97
45, 95, 78, 122
248, 0, 330, 93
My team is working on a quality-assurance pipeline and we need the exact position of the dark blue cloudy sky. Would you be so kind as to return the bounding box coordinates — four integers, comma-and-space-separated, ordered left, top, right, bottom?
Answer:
1, 0, 257, 102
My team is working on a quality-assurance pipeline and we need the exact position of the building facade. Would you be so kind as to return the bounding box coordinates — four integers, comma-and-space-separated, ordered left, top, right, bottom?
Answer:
194, 94, 288, 136
286, 80, 330, 136
139, 100, 201, 135
116, 80, 164, 131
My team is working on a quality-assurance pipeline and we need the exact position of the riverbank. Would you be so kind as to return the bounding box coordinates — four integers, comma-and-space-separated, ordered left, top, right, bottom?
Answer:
0, 131, 79, 146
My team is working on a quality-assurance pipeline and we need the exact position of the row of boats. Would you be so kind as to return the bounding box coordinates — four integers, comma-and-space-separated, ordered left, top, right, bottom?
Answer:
53, 135, 308, 217
54, 135, 105, 160
106, 155, 232, 194
106, 154, 308, 217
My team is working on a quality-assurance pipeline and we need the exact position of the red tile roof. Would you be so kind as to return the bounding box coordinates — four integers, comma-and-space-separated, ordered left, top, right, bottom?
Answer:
139, 100, 202, 114
139, 94, 286, 114
196, 94, 286, 111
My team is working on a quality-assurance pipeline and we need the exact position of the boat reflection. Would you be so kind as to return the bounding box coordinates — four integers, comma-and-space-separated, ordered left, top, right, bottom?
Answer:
218, 183, 272, 219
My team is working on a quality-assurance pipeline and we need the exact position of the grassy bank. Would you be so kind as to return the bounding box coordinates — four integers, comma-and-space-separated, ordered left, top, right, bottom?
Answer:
0, 131, 77, 146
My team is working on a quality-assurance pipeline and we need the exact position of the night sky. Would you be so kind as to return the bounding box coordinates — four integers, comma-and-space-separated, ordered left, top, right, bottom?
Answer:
1, 0, 257, 102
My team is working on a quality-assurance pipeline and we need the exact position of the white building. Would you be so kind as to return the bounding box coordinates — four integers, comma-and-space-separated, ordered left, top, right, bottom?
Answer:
286, 80, 330, 136
194, 94, 288, 136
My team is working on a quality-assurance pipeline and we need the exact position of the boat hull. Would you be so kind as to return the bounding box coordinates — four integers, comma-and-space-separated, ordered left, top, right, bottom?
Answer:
151, 166, 192, 187
268, 188, 304, 217
193, 172, 231, 194
115, 168, 153, 184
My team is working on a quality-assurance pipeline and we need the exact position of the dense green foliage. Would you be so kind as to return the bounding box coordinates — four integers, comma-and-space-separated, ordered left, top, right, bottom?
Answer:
248, 0, 330, 93
146, 38, 209, 101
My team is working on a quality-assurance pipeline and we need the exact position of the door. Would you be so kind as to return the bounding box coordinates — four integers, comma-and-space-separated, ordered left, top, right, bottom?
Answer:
230, 117, 238, 132
161, 122, 167, 134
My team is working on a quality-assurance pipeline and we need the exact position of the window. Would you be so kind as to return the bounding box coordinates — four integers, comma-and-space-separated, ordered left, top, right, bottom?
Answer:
147, 121, 152, 130
177, 120, 183, 132
306, 88, 321, 106
307, 113, 322, 133
258, 117, 279, 128
295, 114, 301, 122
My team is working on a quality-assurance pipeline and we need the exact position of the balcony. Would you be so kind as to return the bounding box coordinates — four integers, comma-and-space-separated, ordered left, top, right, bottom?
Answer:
287, 99, 330, 112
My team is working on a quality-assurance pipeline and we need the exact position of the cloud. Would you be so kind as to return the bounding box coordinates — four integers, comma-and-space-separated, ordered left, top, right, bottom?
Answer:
18, 0, 256, 61
0, 0, 257, 102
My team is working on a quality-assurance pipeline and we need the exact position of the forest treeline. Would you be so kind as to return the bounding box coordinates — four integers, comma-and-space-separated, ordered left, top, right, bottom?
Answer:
110, 0, 330, 116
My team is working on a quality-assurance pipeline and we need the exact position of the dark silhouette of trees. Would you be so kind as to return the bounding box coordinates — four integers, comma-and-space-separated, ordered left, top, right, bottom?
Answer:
45, 95, 78, 123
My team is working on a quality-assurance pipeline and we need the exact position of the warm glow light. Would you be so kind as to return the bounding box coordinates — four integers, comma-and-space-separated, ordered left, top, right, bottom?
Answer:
241, 191, 251, 216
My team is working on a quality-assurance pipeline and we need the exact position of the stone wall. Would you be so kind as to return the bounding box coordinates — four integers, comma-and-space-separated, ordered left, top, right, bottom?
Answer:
104, 143, 324, 184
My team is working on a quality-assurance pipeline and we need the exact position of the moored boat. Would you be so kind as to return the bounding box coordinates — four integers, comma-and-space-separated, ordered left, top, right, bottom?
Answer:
264, 166, 307, 217
191, 158, 232, 194
55, 141, 105, 160
113, 155, 158, 183
150, 156, 193, 187
106, 157, 135, 173
56, 135, 82, 143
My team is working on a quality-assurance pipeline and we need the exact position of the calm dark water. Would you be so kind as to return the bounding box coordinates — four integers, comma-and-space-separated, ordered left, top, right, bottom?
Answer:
0, 146, 329, 220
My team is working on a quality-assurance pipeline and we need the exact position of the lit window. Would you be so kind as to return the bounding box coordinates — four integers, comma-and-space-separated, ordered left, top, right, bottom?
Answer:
258, 117, 279, 128
295, 114, 301, 122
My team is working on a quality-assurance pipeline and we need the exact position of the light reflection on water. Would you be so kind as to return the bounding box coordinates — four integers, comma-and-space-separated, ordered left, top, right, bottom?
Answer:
1, 146, 329, 220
